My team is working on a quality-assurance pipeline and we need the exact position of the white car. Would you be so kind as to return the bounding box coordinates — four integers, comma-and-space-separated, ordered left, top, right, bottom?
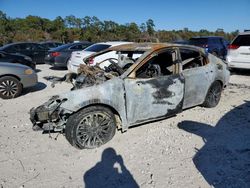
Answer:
67, 41, 132, 73
227, 32, 250, 69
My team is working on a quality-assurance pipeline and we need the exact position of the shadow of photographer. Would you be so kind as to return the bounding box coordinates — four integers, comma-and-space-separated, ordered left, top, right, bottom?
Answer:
83, 148, 139, 188
178, 101, 250, 188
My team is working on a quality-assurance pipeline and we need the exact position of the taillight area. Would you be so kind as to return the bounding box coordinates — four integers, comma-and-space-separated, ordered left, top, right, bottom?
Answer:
51, 52, 61, 57
89, 58, 94, 65
228, 44, 239, 50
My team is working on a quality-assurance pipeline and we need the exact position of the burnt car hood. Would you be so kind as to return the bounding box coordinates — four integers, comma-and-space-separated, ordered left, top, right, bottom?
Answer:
49, 77, 125, 112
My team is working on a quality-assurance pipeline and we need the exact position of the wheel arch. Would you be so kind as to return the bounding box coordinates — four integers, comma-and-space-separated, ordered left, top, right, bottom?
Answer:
205, 79, 223, 97
0, 74, 21, 81
71, 102, 124, 130
202, 79, 223, 107
215, 79, 223, 87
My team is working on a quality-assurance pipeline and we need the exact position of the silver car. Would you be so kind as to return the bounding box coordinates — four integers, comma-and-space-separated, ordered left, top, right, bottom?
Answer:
0, 62, 38, 99
30, 43, 230, 149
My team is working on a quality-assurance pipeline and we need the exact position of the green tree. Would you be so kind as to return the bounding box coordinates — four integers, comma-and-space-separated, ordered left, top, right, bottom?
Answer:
146, 19, 155, 36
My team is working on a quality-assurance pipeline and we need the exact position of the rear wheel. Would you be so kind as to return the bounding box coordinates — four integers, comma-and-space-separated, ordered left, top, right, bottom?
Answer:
0, 76, 22, 99
65, 106, 116, 149
203, 81, 222, 108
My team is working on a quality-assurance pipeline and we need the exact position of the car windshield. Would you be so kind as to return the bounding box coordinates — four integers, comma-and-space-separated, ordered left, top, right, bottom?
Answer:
84, 44, 111, 52
232, 35, 250, 46
189, 38, 208, 46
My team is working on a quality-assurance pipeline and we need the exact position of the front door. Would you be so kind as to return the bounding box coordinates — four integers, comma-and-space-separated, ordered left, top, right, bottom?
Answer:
124, 48, 185, 125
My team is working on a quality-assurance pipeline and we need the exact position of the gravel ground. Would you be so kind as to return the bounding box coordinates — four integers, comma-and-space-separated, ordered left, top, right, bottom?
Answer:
0, 64, 250, 188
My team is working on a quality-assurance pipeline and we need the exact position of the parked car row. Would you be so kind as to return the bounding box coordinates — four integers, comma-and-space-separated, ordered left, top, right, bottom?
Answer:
1, 32, 249, 100
0, 42, 48, 64
67, 41, 133, 72
0, 51, 35, 69
45, 41, 92, 68
173, 33, 250, 70
189, 36, 229, 59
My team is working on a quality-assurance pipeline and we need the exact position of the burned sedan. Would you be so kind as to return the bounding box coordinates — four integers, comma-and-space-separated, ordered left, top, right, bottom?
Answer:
30, 43, 230, 149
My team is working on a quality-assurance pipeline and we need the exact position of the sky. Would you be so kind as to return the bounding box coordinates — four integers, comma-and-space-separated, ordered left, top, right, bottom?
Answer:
0, 0, 249, 32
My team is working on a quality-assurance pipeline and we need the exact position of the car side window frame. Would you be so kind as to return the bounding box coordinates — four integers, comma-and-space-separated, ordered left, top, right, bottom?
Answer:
127, 47, 180, 79
178, 47, 208, 71
69, 44, 83, 50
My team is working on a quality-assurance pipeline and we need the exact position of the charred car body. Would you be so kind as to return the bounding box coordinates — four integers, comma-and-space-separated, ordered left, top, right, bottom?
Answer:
30, 43, 230, 149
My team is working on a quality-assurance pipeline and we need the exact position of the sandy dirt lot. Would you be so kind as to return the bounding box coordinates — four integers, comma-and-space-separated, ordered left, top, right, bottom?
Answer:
0, 65, 250, 188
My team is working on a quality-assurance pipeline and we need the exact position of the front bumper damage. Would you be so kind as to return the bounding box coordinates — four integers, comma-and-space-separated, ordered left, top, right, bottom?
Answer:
30, 95, 70, 132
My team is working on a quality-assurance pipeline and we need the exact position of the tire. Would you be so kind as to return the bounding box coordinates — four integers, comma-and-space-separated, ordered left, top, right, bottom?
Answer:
0, 76, 22, 99
65, 106, 116, 149
203, 81, 222, 108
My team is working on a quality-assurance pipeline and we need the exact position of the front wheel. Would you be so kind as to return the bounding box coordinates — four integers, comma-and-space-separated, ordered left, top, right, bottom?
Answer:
203, 81, 222, 108
65, 106, 116, 149
0, 76, 22, 99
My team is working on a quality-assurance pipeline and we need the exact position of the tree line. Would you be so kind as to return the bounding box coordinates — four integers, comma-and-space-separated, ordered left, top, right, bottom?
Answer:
0, 11, 239, 46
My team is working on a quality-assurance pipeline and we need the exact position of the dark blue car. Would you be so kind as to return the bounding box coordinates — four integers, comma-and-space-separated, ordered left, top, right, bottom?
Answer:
45, 41, 92, 68
189, 36, 229, 59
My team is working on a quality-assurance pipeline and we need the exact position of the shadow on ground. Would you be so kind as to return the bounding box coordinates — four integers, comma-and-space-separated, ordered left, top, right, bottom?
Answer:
178, 101, 250, 188
83, 148, 139, 188
22, 82, 47, 95
230, 69, 250, 76
49, 67, 67, 71
35, 69, 41, 73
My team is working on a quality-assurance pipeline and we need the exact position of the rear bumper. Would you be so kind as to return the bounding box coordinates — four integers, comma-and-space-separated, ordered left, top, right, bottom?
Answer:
228, 61, 250, 69
45, 58, 67, 68
53, 61, 67, 68
67, 60, 79, 73
45, 60, 54, 66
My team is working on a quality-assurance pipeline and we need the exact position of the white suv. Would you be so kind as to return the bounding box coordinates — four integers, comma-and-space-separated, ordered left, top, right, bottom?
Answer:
67, 41, 132, 73
227, 32, 250, 69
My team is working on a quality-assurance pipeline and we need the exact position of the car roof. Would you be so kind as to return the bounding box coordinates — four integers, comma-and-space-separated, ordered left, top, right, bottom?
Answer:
190, 36, 224, 39
85, 43, 204, 61
96, 41, 132, 46
238, 31, 250, 35
0, 62, 30, 69
50, 42, 92, 51
39, 41, 62, 44
107, 42, 203, 52
0, 42, 39, 50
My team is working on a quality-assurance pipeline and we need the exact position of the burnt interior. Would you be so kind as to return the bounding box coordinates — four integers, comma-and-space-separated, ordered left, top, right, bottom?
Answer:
180, 48, 206, 70
136, 50, 174, 78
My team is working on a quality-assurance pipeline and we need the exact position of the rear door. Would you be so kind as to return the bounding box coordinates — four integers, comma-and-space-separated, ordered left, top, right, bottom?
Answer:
180, 48, 212, 109
230, 34, 250, 62
124, 48, 185, 125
